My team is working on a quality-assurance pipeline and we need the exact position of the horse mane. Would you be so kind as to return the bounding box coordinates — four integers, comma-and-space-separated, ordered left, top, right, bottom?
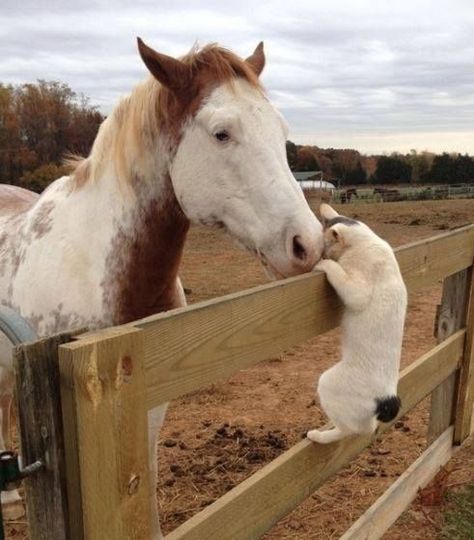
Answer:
157, 43, 262, 136
68, 44, 262, 189
182, 42, 261, 90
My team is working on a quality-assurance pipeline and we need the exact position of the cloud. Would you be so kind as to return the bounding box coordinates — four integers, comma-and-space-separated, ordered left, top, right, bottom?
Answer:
1, 0, 473, 153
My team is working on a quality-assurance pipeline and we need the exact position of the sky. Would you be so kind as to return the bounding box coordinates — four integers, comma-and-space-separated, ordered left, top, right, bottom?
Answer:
1, 0, 473, 154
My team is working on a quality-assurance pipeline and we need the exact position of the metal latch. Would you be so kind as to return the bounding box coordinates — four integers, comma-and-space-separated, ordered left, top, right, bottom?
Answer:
0, 452, 43, 540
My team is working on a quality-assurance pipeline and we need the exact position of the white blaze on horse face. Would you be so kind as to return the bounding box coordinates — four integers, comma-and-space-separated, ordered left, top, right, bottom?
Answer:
169, 79, 324, 278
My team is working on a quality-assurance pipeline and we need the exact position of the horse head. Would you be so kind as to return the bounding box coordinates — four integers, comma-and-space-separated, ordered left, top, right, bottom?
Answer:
138, 38, 324, 278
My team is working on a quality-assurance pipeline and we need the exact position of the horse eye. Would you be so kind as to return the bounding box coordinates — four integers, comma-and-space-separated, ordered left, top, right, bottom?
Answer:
214, 130, 230, 142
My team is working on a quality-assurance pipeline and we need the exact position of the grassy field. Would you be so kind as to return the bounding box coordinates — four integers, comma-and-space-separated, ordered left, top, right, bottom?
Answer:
440, 485, 474, 540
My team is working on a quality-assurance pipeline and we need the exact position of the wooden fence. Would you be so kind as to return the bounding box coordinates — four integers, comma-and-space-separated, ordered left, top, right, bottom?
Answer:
13, 224, 474, 539
330, 182, 474, 204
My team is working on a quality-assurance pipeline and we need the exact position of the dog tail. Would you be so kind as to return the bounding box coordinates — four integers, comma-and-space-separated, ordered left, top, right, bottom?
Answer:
375, 395, 401, 423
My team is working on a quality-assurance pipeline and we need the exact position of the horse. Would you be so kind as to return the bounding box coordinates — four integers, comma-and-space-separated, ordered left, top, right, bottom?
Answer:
0, 38, 324, 536
339, 188, 358, 204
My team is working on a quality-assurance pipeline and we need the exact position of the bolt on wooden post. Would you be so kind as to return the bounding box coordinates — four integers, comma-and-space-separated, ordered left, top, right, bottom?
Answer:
59, 327, 152, 539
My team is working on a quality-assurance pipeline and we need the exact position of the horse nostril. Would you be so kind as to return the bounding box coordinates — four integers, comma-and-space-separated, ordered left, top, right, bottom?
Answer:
292, 235, 307, 261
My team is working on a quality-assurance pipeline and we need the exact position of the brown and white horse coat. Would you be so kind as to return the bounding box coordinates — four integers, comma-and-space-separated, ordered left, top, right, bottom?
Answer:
0, 39, 323, 535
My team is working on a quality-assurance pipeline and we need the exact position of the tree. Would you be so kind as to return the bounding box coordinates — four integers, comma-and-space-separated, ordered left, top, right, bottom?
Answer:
295, 147, 319, 171
407, 150, 433, 183
19, 163, 70, 193
455, 154, 474, 183
345, 161, 367, 185
0, 80, 104, 185
374, 155, 412, 183
286, 140, 297, 170
426, 153, 456, 183
332, 149, 365, 185
315, 153, 333, 180
360, 155, 377, 181
0, 83, 27, 182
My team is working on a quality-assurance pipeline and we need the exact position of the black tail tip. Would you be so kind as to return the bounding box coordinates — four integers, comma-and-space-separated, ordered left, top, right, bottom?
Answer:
375, 395, 401, 423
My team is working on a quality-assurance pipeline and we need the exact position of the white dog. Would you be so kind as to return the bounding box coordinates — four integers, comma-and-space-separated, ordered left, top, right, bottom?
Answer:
307, 204, 407, 444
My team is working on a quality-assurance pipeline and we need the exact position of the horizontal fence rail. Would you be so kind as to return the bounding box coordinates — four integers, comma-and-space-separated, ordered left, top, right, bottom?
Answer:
130, 224, 474, 409
165, 330, 466, 540
340, 426, 455, 540
52, 224, 473, 540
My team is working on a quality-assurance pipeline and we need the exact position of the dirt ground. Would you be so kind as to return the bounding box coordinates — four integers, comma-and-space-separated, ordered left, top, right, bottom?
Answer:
158, 199, 474, 540
5, 198, 474, 539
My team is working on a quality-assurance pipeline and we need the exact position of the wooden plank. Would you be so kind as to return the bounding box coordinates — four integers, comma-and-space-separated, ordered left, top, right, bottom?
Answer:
13, 330, 83, 540
394, 224, 474, 291
340, 427, 454, 540
58, 327, 152, 539
428, 375, 457, 443
165, 331, 465, 540
454, 266, 474, 443
428, 270, 470, 442
137, 225, 474, 409
139, 268, 343, 409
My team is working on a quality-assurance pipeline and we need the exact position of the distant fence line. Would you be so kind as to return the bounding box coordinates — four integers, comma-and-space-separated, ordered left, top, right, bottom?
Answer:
325, 183, 474, 203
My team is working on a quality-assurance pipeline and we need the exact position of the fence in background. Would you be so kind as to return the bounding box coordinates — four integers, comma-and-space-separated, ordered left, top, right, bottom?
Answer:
329, 182, 474, 204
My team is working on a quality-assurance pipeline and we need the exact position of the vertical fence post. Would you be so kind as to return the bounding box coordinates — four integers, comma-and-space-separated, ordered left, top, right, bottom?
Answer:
13, 331, 81, 540
453, 265, 474, 444
428, 270, 470, 443
59, 326, 152, 539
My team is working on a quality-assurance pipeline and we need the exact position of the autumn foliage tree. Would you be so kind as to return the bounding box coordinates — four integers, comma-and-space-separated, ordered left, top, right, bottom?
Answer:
285, 139, 473, 186
295, 146, 320, 171
331, 149, 367, 185
1, 83, 473, 192
0, 80, 104, 191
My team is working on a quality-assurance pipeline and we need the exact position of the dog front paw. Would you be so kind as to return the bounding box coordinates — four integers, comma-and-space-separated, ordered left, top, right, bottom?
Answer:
313, 259, 337, 274
306, 429, 323, 443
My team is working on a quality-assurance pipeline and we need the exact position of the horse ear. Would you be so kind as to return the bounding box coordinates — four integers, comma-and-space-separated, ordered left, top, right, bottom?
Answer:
320, 203, 339, 223
245, 42, 265, 76
137, 38, 191, 95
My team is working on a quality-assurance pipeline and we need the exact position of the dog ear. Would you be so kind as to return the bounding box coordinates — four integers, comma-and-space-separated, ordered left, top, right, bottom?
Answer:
329, 224, 345, 245
320, 203, 339, 226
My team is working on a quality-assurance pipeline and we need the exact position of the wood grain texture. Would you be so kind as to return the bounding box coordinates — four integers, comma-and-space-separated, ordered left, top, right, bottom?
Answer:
395, 224, 474, 291
428, 270, 470, 443
454, 266, 474, 443
13, 330, 82, 540
137, 225, 474, 409
59, 327, 152, 540
165, 331, 465, 540
139, 269, 342, 409
340, 427, 455, 540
